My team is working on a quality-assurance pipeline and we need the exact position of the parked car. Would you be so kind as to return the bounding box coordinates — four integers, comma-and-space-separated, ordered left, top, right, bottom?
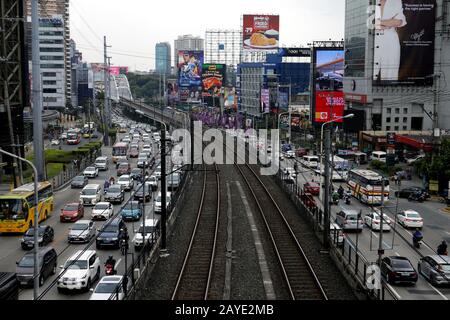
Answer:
121, 201, 142, 222
16, 247, 57, 287
117, 163, 131, 176
89, 275, 131, 300
418, 255, 450, 286
117, 175, 134, 191
60, 203, 84, 222
96, 217, 127, 249
83, 167, 99, 178
335, 209, 363, 232
80, 184, 102, 206
395, 187, 430, 199
92, 202, 114, 221
364, 211, 392, 231
71, 175, 89, 189
133, 219, 160, 250
104, 184, 125, 204
134, 183, 152, 202
304, 182, 320, 196
381, 256, 418, 285
21, 226, 54, 250
397, 210, 423, 229
68, 220, 96, 243
57, 250, 101, 292
50, 139, 60, 146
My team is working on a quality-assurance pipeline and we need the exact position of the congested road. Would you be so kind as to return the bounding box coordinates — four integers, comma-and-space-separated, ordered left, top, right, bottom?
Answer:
0, 117, 172, 300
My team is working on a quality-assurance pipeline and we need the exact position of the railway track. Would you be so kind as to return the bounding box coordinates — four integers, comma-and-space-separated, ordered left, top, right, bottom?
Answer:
171, 163, 221, 300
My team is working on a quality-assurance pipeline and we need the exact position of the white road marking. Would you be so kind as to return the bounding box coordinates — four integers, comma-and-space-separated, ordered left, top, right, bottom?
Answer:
395, 252, 400, 256
445, 232, 450, 236
115, 258, 122, 270
427, 282, 448, 300
386, 283, 402, 300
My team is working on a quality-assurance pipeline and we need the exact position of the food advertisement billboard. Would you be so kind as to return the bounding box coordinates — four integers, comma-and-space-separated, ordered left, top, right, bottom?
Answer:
243, 15, 279, 51
313, 49, 345, 123
373, 0, 436, 85
202, 64, 226, 98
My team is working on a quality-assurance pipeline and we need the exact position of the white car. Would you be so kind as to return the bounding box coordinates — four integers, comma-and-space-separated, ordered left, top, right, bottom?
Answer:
154, 192, 171, 213
51, 139, 60, 146
57, 250, 101, 292
155, 166, 162, 180
83, 167, 99, 178
142, 146, 152, 155
364, 211, 392, 231
147, 175, 158, 192
397, 210, 423, 229
92, 202, 114, 221
133, 219, 160, 250
67, 220, 96, 243
117, 175, 134, 191
407, 154, 425, 165
285, 150, 296, 159
89, 276, 131, 300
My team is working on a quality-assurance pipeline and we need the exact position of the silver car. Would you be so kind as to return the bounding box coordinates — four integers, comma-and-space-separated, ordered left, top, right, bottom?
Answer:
418, 255, 450, 285
68, 220, 96, 243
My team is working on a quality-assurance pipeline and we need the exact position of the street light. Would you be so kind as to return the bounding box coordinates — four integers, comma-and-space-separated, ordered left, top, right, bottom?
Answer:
0, 148, 40, 299
319, 114, 354, 201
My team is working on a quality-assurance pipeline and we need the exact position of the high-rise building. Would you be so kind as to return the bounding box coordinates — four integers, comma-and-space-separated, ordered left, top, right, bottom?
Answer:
70, 39, 82, 108
174, 35, 204, 70
155, 42, 171, 75
205, 30, 242, 67
26, 0, 71, 105
344, 0, 450, 132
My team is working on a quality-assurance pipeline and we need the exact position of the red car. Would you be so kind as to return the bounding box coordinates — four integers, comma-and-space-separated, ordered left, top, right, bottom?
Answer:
117, 162, 131, 176
60, 203, 84, 222
296, 148, 308, 157
304, 182, 320, 196
129, 148, 139, 158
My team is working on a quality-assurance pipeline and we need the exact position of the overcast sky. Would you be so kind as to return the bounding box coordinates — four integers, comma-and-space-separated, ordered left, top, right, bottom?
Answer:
70, 0, 345, 71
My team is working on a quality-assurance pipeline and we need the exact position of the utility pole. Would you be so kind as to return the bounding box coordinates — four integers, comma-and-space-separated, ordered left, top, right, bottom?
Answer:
323, 127, 331, 249
161, 128, 167, 251
31, 0, 45, 181
88, 99, 92, 144
378, 180, 386, 266
103, 36, 111, 146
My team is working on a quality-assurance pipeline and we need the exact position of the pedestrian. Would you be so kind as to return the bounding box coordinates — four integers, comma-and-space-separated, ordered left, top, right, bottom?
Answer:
398, 176, 402, 187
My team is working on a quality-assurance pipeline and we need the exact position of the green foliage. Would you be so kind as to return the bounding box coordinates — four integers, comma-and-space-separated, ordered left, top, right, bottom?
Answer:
127, 72, 162, 101
415, 139, 450, 180
47, 163, 64, 179
369, 160, 402, 176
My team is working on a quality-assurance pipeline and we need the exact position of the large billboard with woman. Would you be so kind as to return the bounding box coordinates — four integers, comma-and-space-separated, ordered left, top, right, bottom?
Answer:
373, 0, 436, 85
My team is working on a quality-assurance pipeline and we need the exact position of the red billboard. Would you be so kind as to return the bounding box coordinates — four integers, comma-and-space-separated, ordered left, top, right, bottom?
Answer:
243, 15, 279, 51
315, 91, 345, 123
109, 66, 129, 76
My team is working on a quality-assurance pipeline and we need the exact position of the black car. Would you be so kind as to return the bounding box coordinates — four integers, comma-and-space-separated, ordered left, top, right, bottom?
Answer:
381, 256, 418, 285
71, 175, 89, 189
104, 184, 125, 204
21, 226, 54, 250
134, 183, 152, 202
130, 168, 144, 182
16, 247, 57, 287
96, 217, 127, 249
395, 187, 430, 199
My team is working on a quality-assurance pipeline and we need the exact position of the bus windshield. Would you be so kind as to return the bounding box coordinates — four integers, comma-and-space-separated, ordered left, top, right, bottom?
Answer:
113, 147, 127, 156
0, 199, 26, 221
67, 133, 78, 140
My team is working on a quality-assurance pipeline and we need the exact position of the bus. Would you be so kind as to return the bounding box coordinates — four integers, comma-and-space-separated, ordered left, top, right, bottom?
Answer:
347, 170, 389, 205
0, 181, 54, 234
112, 142, 129, 163
67, 130, 81, 145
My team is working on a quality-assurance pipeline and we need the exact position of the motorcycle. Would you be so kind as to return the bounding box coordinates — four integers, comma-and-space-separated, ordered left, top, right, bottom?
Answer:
120, 239, 128, 256
413, 235, 423, 249
105, 263, 116, 275
408, 192, 426, 203
344, 194, 351, 205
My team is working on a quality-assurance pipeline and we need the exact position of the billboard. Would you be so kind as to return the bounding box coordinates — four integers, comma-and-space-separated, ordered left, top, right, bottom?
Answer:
224, 87, 237, 111
202, 64, 226, 98
373, 0, 436, 85
109, 66, 129, 76
166, 80, 179, 106
314, 49, 345, 123
177, 50, 203, 88
243, 15, 279, 51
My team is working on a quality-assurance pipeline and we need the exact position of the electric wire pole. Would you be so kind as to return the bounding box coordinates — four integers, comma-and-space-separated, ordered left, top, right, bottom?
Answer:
103, 36, 111, 146
323, 127, 331, 249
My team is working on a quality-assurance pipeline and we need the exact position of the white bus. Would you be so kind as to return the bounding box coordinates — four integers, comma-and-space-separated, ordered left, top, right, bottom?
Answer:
347, 169, 389, 205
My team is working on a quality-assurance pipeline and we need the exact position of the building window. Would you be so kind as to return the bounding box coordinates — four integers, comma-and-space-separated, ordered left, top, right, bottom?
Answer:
386, 126, 391, 131
43, 80, 57, 85
42, 72, 56, 77
386, 117, 391, 123
395, 108, 400, 114
394, 126, 399, 131
387, 108, 392, 114
43, 88, 57, 94
403, 126, 408, 130
403, 117, 408, 123
404, 108, 408, 114
394, 117, 400, 123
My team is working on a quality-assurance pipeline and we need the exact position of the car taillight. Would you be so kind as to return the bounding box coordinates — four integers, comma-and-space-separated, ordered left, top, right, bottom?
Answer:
374, 221, 380, 224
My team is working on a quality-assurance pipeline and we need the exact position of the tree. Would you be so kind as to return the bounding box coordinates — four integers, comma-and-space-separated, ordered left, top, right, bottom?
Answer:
415, 139, 450, 180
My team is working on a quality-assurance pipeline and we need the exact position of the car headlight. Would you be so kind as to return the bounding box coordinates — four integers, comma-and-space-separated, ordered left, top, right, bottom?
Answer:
111, 237, 118, 241
81, 274, 87, 279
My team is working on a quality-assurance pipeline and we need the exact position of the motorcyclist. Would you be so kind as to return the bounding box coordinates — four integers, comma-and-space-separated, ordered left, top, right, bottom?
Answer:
413, 229, 423, 247
332, 191, 340, 204
104, 179, 110, 192
105, 255, 116, 274
437, 240, 448, 256
338, 185, 344, 199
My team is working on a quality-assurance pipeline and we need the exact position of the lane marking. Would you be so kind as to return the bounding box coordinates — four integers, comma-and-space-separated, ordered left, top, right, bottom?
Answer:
235, 181, 276, 300
56, 186, 71, 193
427, 282, 448, 300
395, 252, 400, 256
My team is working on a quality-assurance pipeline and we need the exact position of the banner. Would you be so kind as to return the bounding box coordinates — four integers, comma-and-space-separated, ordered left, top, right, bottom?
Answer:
178, 50, 204, 102
243, 15, 279, 51
202, 64, 226, 98
373, 0, 436, 85
109, 66, 129, 76
315, 91, 345, 123
166, 80, 179, 106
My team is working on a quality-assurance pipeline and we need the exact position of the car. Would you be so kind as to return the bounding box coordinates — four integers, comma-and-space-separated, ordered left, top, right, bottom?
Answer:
285, 150, 296, 159
134, 183, 152, 202
121, 201, 143, 221
104, 184, 125, 204
115, 158, 128, 169
117, 175, 134, 191
129, 148, 139, 158
282, 167, 297, 183
154, 166, 162, 180
92, 202, 114, 221
137, 156, 149, 169
80, 184, 102, 206
133, 219, 160, 250
381, 256, 418, 285
395, 187, 430, 199
60, 133, 68, 140
418, 255, 450, 286
142, 145, 152, 154
83, 167, 99, 178
71, 175, 89, 189
304, 182, 320, 196
68, 220, 96, 243
282, 144, 292, 152
154, 192, 171, 214
147, 175, 158, 192
364, 211, 392, 231
397, 210, 423, 229
117, 162, 131, 176
60, 202, 84, 222
57, 250, 101, 292
89, 275, 132, 300
121, 137, 131, 144
21, 226, 54, 250
96, 217, 127, 249
130, 168, 144, 182
335, 209, 364, 232
50, 139, 60, 146
296, 148, 308, 157
167, 173, 181, 191
94, 157, 109, 171
407, 154, 425, 165
16, 247, 57, 287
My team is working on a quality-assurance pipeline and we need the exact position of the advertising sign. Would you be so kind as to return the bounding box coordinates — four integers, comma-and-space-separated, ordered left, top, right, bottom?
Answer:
261, 89, 270, 113
373, 0, 436, 85
167, 80, 179, 106
109, 66, 129, 76
224, 87, 237, 111
202, 64, 226, 98
177, 50, 204, 88
243, 15, 280, 51
314, 49, 345, 123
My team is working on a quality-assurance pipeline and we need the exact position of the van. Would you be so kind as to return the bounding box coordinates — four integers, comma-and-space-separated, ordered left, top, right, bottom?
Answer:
80, 184, 102, 206
133, 219, 161, 250
16, 247, 57, 287
94, 157, 109, 171
335, 209, 363, 232
301, 155, 319, 169
371, 151, 387, 163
